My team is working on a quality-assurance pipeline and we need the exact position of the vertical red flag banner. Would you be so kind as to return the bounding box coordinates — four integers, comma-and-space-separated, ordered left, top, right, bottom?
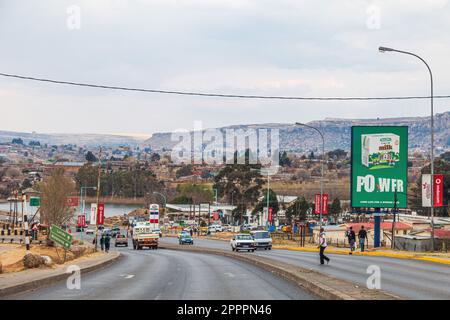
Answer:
322, 194, 329, 215
97, 203, 105, 225
268, 207, 273, 223
315, 194, 321, 214
77, 215, 86, 227
433, 174, 444, 207
213, 211, 219, 221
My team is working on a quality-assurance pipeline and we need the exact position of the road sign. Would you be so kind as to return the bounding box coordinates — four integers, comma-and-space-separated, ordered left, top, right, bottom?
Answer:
149, 203, 159, 226
29, 197, 40, 207
351, 126, 408, 208
50, 225, 72, 249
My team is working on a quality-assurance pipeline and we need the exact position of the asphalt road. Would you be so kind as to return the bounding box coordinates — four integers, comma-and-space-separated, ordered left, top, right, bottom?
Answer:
11, 242, 315, 300
160, 236, 450, 300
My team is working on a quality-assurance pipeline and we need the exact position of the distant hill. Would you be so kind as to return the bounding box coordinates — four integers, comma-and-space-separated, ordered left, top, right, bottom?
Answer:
144, 111, 450, 153
0, 130, 146, 148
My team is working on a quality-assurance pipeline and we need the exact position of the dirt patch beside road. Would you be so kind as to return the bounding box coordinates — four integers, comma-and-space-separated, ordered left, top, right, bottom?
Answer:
0, 243, 99, 273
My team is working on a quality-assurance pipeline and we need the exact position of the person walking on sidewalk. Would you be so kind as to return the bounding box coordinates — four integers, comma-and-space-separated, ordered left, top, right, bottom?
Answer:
318, 227, 330, 265
346, 226, 356, 254
358, 226, 367, 252
100, 234, 105, 252
104, 233, 111, 253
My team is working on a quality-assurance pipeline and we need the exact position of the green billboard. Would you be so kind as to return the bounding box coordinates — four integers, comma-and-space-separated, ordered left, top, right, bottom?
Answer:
351, 126, 408, 208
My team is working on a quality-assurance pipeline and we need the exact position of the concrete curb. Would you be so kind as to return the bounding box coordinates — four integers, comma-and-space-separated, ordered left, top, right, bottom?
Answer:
0, 252, 122, 298
159, 244, 402, 300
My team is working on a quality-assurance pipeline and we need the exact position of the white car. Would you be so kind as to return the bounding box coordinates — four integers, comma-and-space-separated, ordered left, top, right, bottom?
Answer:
251, 230, 272, 250
230, 234, 256, 252
85, 228, 96, 235
208, 224, 223, 233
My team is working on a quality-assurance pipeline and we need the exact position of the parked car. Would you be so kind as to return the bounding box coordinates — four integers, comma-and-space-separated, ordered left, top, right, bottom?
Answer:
250, 230, 272, 250
230, 234, 256, 252
85, 228, 96, 235
208, 224, 223, 233
222, 224, 232, 232
179, 233, 194, 245
115, 234, 129, 247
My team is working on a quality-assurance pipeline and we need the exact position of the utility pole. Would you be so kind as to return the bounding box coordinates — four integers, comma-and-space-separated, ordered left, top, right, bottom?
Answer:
94, 147, 102, 251
391, 190, 397, 249
379, 46, 435, 251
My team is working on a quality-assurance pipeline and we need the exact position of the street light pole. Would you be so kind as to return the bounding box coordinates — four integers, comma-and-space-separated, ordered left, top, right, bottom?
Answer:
378, 46, 435, 251
295, 122, 325, 226
79, 186, 97, 243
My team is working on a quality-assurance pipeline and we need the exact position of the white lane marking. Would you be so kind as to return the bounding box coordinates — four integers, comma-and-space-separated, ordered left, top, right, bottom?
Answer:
124, 274, 135, 279
224, 272, 235, 278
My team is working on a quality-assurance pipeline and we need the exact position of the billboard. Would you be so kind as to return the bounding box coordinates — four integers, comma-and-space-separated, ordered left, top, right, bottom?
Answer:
351, 126, 408, 208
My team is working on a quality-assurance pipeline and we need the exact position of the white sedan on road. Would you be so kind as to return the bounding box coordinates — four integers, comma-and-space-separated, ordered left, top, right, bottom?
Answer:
230, 234, 256, 252
85, 228, 96, 235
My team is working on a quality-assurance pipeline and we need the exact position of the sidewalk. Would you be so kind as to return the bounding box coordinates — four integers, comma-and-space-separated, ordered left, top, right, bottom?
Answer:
165, 233, 450, 266
272, 244, 450, 265
0, 251, 121, 297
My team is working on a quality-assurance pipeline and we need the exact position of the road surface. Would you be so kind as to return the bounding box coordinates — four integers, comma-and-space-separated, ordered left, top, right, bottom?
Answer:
160, 236, 450, 300
10, 244, 315, 300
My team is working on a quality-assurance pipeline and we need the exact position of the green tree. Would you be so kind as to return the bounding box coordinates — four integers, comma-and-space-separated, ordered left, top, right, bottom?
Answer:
252, 189, 279, 217
213, 152, 263, 222
150, 153, 161, 162
38, 168, 75, 228
175, 184, 213, 203
176, 165, 193, 178
21, 178, 33, 190
329, 198, 341, 223
279, 151, 292, 167
85, 151, 97, 162
285, 197, 309, 222
410, 159, 450, 217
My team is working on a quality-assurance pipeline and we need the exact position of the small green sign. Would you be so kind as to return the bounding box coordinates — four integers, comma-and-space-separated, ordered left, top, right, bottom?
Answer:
50, 225, 72, 249
30, 197, 41, 207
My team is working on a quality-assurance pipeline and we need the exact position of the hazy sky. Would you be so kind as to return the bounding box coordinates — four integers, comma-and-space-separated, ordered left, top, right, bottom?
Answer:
1, 0, 450, 136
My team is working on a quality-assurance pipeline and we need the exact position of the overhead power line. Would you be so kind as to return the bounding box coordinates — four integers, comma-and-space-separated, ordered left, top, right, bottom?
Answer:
1, 72, 450, 101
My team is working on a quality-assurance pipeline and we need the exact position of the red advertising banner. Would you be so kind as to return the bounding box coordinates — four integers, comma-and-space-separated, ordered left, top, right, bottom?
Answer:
97, 203, 105, 225
268, 207, 273, 222
322, 194, 329, 215
434, 174, 444, 207
315, 194, 328, 214
213, 211, 219, 221
77, 215, 86, 227
66, 197, 79, 207
315, 194, 321, 214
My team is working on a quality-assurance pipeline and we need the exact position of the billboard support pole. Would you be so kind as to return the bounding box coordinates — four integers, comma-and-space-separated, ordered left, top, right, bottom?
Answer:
374, 210, 381, 248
